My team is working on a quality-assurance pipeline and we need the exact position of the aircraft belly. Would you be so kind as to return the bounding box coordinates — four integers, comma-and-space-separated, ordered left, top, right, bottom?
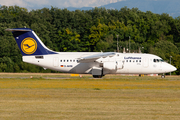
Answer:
116, 63, 152, 74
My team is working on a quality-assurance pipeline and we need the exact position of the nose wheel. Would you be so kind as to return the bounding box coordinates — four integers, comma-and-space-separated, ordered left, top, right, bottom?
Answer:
161, 74, 165, 78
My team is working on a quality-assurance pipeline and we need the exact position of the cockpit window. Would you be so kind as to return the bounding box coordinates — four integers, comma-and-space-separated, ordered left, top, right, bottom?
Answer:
153, 59, 164, 63
160, 59, 164, 62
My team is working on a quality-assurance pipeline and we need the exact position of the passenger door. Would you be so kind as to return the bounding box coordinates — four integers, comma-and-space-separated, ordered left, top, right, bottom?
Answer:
53, 57, 59, 67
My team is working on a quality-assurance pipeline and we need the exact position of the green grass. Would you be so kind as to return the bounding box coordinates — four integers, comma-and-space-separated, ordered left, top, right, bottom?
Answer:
0, 73, 180, 120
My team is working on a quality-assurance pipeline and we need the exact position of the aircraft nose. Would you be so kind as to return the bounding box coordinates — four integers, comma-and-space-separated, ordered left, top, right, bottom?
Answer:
170, 65, 177, 72
167, 64, 177, 72
163, 63, 177, 73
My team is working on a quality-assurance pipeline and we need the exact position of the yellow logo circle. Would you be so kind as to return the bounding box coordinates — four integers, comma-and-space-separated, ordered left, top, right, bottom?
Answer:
21, 37, 37, 54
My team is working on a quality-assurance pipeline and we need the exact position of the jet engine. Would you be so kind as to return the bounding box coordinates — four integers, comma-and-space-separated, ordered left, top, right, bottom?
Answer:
103, 61, 124, 70
103, 62, 117, 70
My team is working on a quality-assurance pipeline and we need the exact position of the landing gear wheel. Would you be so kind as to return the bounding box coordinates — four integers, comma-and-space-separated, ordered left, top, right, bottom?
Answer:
161, 75, 165, 78
93, 75, 103, 78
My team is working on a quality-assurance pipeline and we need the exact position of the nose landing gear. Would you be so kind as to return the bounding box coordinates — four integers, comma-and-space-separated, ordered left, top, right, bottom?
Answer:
161, 74, 165, 78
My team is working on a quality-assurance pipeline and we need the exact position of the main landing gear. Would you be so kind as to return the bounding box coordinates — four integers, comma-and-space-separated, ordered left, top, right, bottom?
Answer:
93, 75, 103, 78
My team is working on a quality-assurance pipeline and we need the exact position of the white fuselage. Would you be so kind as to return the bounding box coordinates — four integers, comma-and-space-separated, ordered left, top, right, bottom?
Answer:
23, 52, 176, 75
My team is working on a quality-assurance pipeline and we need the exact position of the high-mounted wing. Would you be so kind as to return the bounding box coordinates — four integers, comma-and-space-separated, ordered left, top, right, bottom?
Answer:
78, 52, 116, 62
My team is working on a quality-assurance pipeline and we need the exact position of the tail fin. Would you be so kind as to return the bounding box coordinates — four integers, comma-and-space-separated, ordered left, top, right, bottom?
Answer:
5, 28, 57, 56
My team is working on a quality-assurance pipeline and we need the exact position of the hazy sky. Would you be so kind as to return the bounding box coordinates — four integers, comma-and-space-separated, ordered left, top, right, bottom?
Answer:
0, 0, 124, 9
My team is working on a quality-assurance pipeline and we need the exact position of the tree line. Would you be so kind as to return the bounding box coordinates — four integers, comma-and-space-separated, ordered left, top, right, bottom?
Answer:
0, 5, 180, 74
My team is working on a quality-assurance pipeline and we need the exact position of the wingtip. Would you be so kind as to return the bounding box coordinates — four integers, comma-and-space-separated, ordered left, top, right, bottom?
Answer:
5, 28, 11, 31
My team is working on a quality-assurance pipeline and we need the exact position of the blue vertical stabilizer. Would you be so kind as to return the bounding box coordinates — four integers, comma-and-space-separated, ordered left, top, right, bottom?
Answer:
5, 28, 57, 56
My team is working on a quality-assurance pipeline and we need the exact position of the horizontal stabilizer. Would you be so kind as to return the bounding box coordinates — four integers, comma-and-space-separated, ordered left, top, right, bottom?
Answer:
5, 28, 32, 32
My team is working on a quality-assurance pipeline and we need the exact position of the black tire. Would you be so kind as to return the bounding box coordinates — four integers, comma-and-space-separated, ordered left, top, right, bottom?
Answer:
93, 75, 102, 78
161, 75, 165, 78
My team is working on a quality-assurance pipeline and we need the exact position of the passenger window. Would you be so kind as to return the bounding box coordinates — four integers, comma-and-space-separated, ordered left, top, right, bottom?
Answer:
139, 60, 141, 62
154, 59, 156, 63
126, 60, 128, 62
60, 60, 62, 62
73, 60, 75, 62
70, 60, 72, 62
130, 60, 131, 62
136, 60, 138, 62
64, 60, 65, 62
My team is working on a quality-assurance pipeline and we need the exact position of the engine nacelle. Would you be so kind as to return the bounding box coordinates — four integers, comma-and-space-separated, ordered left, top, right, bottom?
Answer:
103, 62, 117, 70
92, 67, 102, 75
103, 61, 124, 70
117, 61, 124, 69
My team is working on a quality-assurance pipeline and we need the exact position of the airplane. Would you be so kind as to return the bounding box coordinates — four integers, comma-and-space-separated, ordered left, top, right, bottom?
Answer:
5, 28, 177, 78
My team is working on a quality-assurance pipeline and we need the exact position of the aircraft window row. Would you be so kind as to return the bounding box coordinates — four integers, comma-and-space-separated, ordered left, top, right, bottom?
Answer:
154, 59, 164, 63
60, 60, 78, 62
126, 60, 141, 63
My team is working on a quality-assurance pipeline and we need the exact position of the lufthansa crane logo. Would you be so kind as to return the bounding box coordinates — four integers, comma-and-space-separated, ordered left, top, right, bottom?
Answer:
21, 37, 37, 54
